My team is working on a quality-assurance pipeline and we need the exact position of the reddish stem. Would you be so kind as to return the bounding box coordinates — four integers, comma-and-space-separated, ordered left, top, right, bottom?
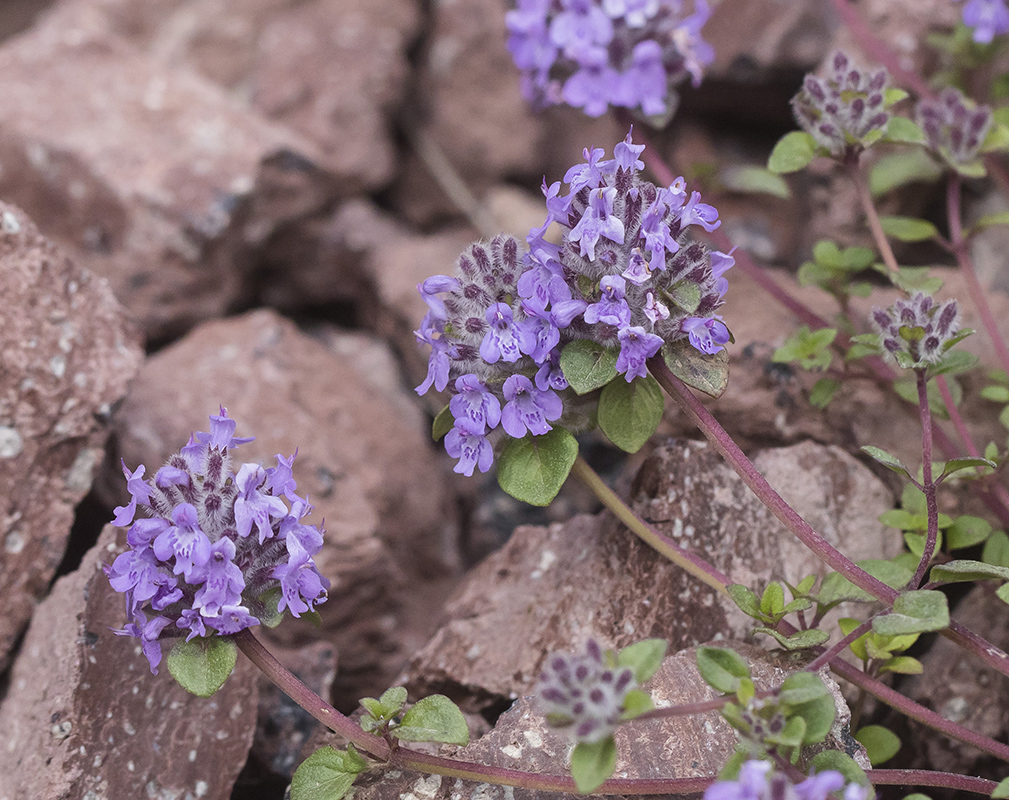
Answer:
911, 369, 939, 588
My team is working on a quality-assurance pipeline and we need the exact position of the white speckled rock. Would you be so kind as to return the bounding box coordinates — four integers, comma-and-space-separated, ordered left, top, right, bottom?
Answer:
0, 201, 143, 673
0, 525, 259, 800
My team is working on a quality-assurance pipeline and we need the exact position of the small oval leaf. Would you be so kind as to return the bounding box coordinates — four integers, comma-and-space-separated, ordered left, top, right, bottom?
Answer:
768, 131, 818, 174
571, 738, 617, 794
598, 375, 664, 453
560, 340, 619, 395
166, 636, 237, 698
496, 428, 578, 507
395, 694, 470, 746
660, 339, 729, 398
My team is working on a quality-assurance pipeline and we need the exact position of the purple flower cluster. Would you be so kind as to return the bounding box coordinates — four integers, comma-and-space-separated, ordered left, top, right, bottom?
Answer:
957, 0, 1009, 43
871, 292, 961, 367
506, 0, 713, 118
415, 131, 733, 476
704, 760, 870, 800
105, 409, 329, 673
792, 51, 890, 157
536, 639, 637, 743
916, 87, 993, 165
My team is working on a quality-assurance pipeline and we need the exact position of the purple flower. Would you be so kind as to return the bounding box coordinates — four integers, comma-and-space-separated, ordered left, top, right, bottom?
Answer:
616, 326, 663, 380
444, 427, 495, 476
206, 605, 260, 635
112, 462, 153, 527
638, 197, 680, 271
177, 607, 208, 641
569, 187, 626, 259
536, 353, 570, 391
127, 517, 170, 549
196, 406, 255, 451
153, 503, 212, 581
682, 315, 730, 354
280, 503, 325, 556
550, 0, 614, 59
419, 275, 460, 321
266, 451, 299, 499
481, 303, 525, 363
680, 191, 721, 232
612, 128, 646, 172
273, 541, 329, 618
960, 0, 1009, 43
234, 463, 288, 543
543, 178, 572, 220
563, 57, 622, 117
518, 248, 572, 315
673, 0, 715, 86
710, 249, 734, 297
105, 546, 170, 611
564, 146, 613, 193
602, 0, 659, 27
622, 249, 653, 285
703, 760, 870, 800
192, 537, 245, 617
114, 611, 172, 674
614, 40, 668, 116
415, 329, 454, 395
584, 274, 632, 326
916, 87, 993, 165
501, 375, 564, 437
643, 291, 670, 326
450, 374, 503, 434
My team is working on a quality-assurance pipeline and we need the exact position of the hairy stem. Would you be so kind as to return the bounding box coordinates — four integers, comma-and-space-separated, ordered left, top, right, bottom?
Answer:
850, 159, 899, 275
911, 369, 939, 588
571, 456, 730, 594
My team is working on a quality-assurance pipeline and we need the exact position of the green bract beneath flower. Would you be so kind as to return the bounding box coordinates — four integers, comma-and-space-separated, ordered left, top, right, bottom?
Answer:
870, 292, 964, 369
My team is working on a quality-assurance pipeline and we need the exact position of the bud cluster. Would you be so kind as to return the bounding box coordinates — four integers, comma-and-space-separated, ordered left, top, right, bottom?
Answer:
506, 0, 713, 119
871, 292, 961, 368
536, 639, 637, 743
791, 51, 890, 157
916, 87, 993, 166
105, 409, 329, 673
415, 131, 733, 477
703, 759, 870, 800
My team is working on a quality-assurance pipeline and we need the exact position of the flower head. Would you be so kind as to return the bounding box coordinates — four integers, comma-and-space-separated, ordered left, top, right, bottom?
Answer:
507, 0, 713, 118
536, 639, 638, 743
916, 87, 992, 166
792, 51, 890, 157
871, 292, 962, 368
106, 409, 329, 673
414, 130, 731, 475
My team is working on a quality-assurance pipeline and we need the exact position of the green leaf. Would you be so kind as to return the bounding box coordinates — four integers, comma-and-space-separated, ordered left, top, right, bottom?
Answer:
768, 131, 818, 174
166, 636, 237, 698
290, 746, 367, 800
982, 121, 1009, 152
967, 210, 1009, 237
926, 349, 979, 380
984, 530, 1009, 568
598, 375, 664, 453
873, 590, 950, 636
779, 673, 835, 745
860, 445, 910, 477
818, 557, 916, 606
946, 516, 994, 549
721, 165, 791, 198
992, 777, 1009, 798
773, 326, 836, 371
696, 646, 750, 694
880, 655, 924, 674
619, 688, 655, 721
954, 158, 987, 178
940, 457, 997, 479
809, 378, 841, 408
496, 428, 578, 507
560, 340, 618, 395
930, 559, 1009, 584
999, 583, 1009, 605
661, 338, 729, 399
879, 216, 939, 242
778, 671, 831, 706
760, 581, 785, 617
884, 88, 910, 107
253, 587, 285, 628
665, 279, 703, 313
869, 149, 944, 196
617, 639, 668, 684
753, 627, 830, 650
570, 737, 617, 793
855, 725, 901, 766
432, 405, 454, 442
981, 384, 1009, 402
394, 695, 469, 746
889, 266, 944, 296
727, 584, 763, 619
883, 116, 926, 144
808, 751, 869, 787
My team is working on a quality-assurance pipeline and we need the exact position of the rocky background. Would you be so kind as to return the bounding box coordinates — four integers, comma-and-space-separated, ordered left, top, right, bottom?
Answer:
0, 0, 1007, 798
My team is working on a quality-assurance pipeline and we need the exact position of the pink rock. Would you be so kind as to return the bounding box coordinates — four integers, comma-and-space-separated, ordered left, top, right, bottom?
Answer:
101, 309, 462, 704
0, 9, 336, 342
0, 525, 259, 800
0, 201, 143, 672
